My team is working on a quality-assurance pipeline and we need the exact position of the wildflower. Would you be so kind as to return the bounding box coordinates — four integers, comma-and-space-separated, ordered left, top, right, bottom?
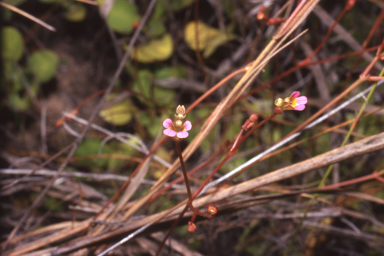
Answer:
274, 91, 307, 111
163, 105, 192, 139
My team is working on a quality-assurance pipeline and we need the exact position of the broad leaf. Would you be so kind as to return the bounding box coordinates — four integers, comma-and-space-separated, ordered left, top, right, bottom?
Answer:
99, 94, 133, 126
1, 26, 24, 62
28, 50, 59, 83
130, 34, 173, 63
107, 0, 140, 35
184, 21, 235, 58
64, 3, 87, 22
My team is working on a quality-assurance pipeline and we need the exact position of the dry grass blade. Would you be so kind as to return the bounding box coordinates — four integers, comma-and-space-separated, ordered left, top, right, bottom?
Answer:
0, 2, 56, 32
42, 106, 384, 256
189, 131, 384, 210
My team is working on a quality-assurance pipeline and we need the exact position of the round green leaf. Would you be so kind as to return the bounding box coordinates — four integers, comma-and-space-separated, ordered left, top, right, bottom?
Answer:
1, 26, 24, 62
64, 3, 87, 22
130, 34, 173, 63
107, 0, 141, 35
28, 50, 59, 83
99, 94, 133, 126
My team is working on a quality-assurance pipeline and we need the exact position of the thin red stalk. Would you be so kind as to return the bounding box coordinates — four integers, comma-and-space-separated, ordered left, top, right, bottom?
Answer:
155, 204, 189, 256
342, 8, 384, 87
242, 45, 379, 100
225, 113, 277, 184
185, 68, 246, 114
323, 169, 384, 189
149, 148, 223, 203
360, 38, 384, 78
175, 141, 193, 201
300, 3, 350, 65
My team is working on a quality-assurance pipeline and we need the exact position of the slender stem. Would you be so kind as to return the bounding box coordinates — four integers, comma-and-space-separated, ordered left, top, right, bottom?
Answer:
175, 141, 193, 201
155, 204, 189, 256
175, 141, 210, 219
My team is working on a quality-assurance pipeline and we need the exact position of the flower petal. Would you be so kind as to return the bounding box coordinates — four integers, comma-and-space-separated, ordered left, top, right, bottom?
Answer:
163, 118, 173, 129
296, 96, 307, 104
294, 104, 306, 111
290, 91, 300, 99
177, 131, 189, 138
183, 121, 192, 131
164, 129, 177, 137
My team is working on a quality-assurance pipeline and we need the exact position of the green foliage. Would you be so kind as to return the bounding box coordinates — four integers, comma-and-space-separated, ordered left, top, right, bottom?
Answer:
99, 94, 134, 126
28, 50, 59, 83
63, 2, 87, 22
132, 69, 176, 107
107, 0, 141, 35
74, 138, 137, 169
144, 20, 166, 38
1, 26, 24, 62
171, 0, 194, 11
130, 34, 173, 63
154, 65, 188, 79
184, 21, 235, 58
132, 69, 153, 103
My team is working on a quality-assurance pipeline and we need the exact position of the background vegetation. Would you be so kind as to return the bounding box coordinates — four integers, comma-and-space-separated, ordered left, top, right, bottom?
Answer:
1, 0, 384, 255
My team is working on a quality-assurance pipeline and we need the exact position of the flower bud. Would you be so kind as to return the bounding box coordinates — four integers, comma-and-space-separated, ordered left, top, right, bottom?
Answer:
274, 107, 283, 114
250, 113, 258, 122
176, 105, 185, 115
188, 222, 196, 233
207, 204, 218, 215
175, 105, 187, 120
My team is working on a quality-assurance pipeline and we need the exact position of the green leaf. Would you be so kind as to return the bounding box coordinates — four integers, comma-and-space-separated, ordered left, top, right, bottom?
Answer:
138, 113, 160, 138
107, 0, 141, 35
144, 20, 166, 38
184, 21, 235, 58
74, 138, 109, 168
154, 66, 187, 79
8, 94, 30, 110
99, 94, 133, 126
63, 3, 87, 22
151, 0, 167, 21
130, 33, 173, 63
154, 86, 175, 106
1, 26, 24, 62
28, 50, 59, 83
74, 138, 138, 169
171, 0, 194, 11
132, 69, 153, 105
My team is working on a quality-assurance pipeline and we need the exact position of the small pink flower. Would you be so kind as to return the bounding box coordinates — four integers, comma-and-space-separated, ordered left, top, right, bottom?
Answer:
163, 118, 192, 139
274, 91, 308, 111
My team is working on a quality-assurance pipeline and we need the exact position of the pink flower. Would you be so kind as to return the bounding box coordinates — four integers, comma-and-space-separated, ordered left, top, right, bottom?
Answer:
274, 91, 308, 111
163, 118, 192, 139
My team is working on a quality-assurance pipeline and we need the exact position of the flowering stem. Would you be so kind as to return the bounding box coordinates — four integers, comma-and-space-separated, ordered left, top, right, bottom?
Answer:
175, 141, 212, 219
238, 112, 277, 146
175, 141, 193, 201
